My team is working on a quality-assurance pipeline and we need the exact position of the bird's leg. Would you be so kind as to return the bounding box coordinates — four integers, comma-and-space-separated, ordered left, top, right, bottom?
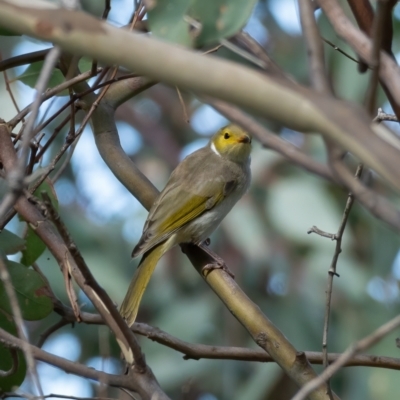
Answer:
199, 242, 235, 279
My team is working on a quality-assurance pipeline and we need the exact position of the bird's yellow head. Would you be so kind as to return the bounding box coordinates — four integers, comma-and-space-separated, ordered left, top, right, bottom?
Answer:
210, 125, 252, 163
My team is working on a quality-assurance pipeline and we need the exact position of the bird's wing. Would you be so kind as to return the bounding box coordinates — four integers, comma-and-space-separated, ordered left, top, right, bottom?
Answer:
132, 151, 237, 257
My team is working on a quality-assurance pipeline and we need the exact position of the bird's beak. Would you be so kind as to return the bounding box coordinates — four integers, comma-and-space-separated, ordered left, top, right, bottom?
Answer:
238, 134, 252, 144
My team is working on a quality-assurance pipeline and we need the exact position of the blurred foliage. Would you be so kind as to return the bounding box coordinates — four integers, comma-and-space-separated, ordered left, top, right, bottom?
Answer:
148, 0, 258, 47
1, 0, 400, 399
16, 58, 92, 95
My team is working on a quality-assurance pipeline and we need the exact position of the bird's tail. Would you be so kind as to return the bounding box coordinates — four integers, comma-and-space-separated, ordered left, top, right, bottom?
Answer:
120, 242, 167, 327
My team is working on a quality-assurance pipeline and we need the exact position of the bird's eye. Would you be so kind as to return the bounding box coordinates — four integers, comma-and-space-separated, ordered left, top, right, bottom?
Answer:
224, 132, 230, 139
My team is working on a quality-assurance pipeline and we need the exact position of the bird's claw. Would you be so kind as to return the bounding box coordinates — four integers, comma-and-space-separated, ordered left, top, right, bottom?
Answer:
202, 262, 235, 279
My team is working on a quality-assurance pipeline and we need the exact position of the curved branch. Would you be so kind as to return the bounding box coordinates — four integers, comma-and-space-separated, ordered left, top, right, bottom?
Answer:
1, 2, 400, 194
0, 327, 168, 398
327, 144, 400, 230
320, 0, 400, 118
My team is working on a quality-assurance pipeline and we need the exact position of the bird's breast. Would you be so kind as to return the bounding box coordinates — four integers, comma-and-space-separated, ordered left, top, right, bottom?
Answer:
176, 183, 246, 245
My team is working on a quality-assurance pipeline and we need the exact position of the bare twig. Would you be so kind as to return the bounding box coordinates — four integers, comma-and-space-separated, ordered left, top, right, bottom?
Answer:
319, 0, 400, 118
47, 299, 400, 370
175, 87, 189, 123
322, 38, 362, 65
0, 327, 170, 400
310, 164, 363, 398
1, 56, 22, 116
364, 0, 391, 115
327, 146, 400, 231
299, 0, 331, 94
307, 226, 336, 240
0, 47, 61, 220
40, 193, 146, 370
37, 318, 70, 348
0, 49, 50, 72
373, 108, 398, 123
8, 68, 102, 129
292, 313, 400, 400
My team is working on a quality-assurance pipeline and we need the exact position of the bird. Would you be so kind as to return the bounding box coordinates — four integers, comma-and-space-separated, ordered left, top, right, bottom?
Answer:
120, 124, 252, 327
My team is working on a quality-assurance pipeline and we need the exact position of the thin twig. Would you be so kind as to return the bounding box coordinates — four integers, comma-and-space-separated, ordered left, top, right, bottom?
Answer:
322, 37, 362, 65
292, 313, 400, 400
373, 107, 398, 123
175, 87, 189, 123
37, 318, 70, 348
1, 56, 22, 116
0, 49, 50, 72
310, 164, 363, 397
32, 295, 400, 370
364, 0, 391, 115
8, 67, 102, 129
40, 194, 147, 370
0, 47, 61, 220
299, 0, 331, 94
307, 226, 336, 240
51, 138, 79, 183
34, 113, 74, 163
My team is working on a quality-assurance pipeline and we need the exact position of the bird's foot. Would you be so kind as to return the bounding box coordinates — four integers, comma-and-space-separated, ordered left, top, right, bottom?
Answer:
202, 261, 235, 279
204, 238, 211, 246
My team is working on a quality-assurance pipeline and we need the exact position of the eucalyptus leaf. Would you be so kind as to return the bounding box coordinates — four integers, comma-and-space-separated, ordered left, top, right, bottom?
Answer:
16, 61, 65, 91
16, 58, 92, 95
148, 0, 196, 46
0, 260, 53, 321
190, 0, 257, 46
0, 230, 25, 255
34, 179, 59, 210
148, 0, 257, 47
0, 311, 26, 393
20, 227, 46, 267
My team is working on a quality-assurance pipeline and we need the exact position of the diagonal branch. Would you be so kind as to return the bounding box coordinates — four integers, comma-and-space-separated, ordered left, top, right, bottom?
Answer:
0, 124, 169, 400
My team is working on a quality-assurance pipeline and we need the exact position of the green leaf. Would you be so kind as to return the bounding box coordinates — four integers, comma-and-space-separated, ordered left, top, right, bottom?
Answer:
34, 179, 59, 211
148, 0, 196, 46
0, 27, 20, 36
20, 227, 45, 267
0, 260, 53, 321
190, 0, 257, 46
78, 57, 93, 75
0, 311, 26, 393
15, 58, 92, 95
0, 231, 25, 256
148, 0, 257, 47
16, 61, 65, 91
21, 180, 58, 266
